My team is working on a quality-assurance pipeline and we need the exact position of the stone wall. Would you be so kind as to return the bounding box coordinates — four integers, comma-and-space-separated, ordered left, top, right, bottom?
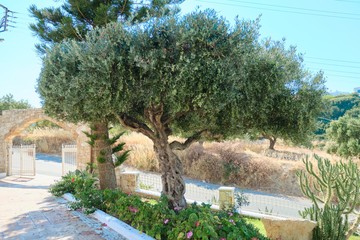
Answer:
0, 109, 91, 174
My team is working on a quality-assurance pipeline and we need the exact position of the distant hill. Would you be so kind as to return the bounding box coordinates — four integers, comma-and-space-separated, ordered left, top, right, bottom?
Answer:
316, 93, 360, 136
327, 91, 350, 96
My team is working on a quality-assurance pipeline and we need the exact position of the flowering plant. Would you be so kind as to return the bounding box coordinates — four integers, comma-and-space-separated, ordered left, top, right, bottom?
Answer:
50, 171, 268, 239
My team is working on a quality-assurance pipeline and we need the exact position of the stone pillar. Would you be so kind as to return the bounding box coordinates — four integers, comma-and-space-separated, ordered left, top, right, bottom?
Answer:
116, 171, 139, 194
261, 218, 317, 240
75, 125, 91, 171
218, 186, 235, 210
0, 139, 6, 173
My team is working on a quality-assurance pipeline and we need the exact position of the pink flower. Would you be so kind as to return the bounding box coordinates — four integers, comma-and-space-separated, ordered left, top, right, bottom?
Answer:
174, 206, 182, 211
71, 178, 75, 183
229, 219, 235, 225
195, 221, 200, 227
228, 212, 233, 217
220, 238, 226, 240
186, 231, 193, 239
164, 219, 169, 224
128, 206, 139, 213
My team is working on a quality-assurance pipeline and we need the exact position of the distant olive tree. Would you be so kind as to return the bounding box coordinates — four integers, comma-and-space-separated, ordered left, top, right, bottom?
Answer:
0, 94, 31, 111
239, 40, 326, 150
326, 107, 360, 159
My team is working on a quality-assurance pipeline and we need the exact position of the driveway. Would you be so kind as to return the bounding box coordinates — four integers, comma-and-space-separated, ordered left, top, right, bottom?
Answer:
0, 174, 125, 240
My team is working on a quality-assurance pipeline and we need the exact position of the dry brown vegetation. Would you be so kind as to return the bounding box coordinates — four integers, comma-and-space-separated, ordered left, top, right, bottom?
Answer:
13, 128, 75, 154
120, 132, 346, 197
18, 128, 350, 197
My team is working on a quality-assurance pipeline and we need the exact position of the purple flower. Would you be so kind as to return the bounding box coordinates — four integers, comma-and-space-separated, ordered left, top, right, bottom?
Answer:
164, 219, 169, 224
174, 206, 182, 211
220, 238, 227, 240
186, 231, 193, 239
128, 206, 139, 213
228, 212, 233, 217
229, 219, 235, 225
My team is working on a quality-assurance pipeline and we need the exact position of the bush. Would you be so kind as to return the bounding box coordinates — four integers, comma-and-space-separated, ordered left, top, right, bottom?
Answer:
189, 153, 224, 183
49, 171, 79, 196
49, 169, 102, 213
49, 170, 268, 240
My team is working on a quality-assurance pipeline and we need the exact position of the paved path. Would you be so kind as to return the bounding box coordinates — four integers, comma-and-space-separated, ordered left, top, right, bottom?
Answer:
0, 174, 125, 240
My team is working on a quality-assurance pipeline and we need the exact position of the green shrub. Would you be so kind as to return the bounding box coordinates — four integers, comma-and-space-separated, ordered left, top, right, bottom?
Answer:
50, 169, 102, 213
49, 171, 79, 196
50, 170, 268, 240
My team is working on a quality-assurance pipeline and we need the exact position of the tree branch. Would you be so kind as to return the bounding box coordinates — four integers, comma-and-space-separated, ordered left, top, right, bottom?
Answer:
163, 110, 188, 125
144, 103, 165, 134
113, 112, 155, 141
170, 130, 208, 150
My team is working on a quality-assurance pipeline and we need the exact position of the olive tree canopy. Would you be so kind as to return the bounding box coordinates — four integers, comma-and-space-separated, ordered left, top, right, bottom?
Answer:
32, 0, 183, 189
38, 10, 261, 207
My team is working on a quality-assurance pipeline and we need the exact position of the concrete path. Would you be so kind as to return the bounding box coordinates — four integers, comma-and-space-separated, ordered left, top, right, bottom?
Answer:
0, 174, 125, 240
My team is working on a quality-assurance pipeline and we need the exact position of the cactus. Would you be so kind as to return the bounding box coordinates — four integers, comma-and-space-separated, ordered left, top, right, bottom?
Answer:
297, 155, 360, 239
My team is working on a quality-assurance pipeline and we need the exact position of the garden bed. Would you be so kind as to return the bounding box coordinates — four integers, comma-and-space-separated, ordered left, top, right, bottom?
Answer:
51, 170, 268, 240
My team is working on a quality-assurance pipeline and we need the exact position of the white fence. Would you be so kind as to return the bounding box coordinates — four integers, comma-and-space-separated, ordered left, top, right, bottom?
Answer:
62, 144, 77, 175
136, 171, 312, 219
9, 145, 36, 176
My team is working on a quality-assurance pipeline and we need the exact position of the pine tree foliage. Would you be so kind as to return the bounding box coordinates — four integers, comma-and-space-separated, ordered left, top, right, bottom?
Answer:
29, 0, 184, 54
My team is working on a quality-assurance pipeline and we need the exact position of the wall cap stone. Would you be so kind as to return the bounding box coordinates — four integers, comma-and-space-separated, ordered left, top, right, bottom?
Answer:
262, 217, 317, 240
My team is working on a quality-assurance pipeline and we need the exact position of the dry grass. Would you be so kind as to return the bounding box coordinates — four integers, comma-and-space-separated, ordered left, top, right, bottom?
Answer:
17, 128, 349, 197
13, 127, 75, 154
121, 133, 350, 197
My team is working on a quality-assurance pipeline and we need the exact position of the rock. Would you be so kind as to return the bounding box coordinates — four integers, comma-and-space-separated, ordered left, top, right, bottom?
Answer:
261, 217, 317, 240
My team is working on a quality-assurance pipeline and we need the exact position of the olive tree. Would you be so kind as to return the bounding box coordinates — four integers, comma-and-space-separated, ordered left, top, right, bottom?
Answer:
32, 0, 183, 189
0, 94, 31, 111
38, 10, 260, 208
238, 40, 326, 150
326, 107, 360, 159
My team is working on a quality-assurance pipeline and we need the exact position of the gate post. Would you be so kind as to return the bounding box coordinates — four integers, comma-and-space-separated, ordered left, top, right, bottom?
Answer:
4, 140, 11, 176
32, 144, 36, 176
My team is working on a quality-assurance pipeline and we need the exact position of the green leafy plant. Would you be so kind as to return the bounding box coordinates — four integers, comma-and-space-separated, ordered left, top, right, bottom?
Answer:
50, 173, 267, 239
297, 155, 360, 239
49, 171, 79, 196
50, 169, 102, 214
110, 131, 131, 167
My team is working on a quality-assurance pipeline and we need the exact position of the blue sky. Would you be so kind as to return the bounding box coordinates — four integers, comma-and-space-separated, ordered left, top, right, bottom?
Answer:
1, 0, 359, 107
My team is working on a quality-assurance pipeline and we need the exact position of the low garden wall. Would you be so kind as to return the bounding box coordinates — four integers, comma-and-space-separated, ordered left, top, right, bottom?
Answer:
115, 169, 317, 240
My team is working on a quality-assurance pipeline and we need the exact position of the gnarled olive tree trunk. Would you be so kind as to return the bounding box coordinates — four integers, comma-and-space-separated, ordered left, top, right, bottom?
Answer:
153, 136, 186, 209
115, 107, 190, 209
92, 121, 117, 190
263, 133, 277, 150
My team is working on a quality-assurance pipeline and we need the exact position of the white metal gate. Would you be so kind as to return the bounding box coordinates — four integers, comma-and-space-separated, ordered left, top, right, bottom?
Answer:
9, 145, 36, 176
62, 144, 77, 175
